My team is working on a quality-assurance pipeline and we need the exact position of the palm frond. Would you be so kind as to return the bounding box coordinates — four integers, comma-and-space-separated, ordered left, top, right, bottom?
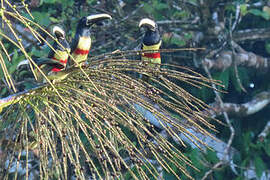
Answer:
1, 58, 222, 179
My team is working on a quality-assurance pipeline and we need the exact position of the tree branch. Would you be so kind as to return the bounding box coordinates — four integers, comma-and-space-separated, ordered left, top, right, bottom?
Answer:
203, 43, 270, 71
258, 121, 270, 141
209, 91, 270, 118
233, 28, 270, 42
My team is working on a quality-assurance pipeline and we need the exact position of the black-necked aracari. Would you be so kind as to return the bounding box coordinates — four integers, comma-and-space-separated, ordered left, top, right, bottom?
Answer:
69, 14, 112, 66
139, 18, 162, 67
17, 26, 71, 82
47, 26, 70, 70
34, 26, 70, 82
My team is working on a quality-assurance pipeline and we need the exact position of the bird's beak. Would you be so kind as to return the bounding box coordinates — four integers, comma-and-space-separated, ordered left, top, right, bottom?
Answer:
86, 14, 112, 25
139, 18, 157, 31
52, 26, 65, 39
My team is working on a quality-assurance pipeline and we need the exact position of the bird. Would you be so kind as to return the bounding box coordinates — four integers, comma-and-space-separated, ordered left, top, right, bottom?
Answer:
46, 26, 70, 70
17, 26, 71, 83
139, 18, 162, 67
69, 14, 112, 67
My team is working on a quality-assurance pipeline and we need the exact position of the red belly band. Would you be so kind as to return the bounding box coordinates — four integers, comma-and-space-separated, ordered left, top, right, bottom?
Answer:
74, 48, 89, 55
142, 52, 161, 58
52, 57, 67, 64
51, 67, 62, 72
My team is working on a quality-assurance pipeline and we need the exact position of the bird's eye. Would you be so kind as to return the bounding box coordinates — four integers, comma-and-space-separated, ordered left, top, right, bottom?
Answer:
86, 20, 91, 26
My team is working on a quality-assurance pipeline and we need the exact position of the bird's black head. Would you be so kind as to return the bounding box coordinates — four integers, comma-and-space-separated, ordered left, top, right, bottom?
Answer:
52, 26, 70, 51
139, 18, 161, 46
78, 16, 89, 27
76, 14, 112, 36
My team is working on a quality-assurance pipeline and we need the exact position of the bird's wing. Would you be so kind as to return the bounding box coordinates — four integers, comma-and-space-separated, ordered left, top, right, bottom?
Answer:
47, 46, 55, 59
34, 57, 64, 67
70, 33, 80, 54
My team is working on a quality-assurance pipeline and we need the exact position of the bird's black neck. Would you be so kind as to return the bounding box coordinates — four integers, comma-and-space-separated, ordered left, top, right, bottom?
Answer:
76, 26, 91, 37
143, 30, 160, 46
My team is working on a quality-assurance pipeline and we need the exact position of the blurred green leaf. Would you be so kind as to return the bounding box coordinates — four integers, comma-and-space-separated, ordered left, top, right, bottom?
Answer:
87, 0, 97, 5
240, 4, 248, 16
243, 132, 252, 153
173, 10, 189, 19
154, 2, 167, 11
197, 85, 215, 102
32, 11, 51, 26
213, 68, 230, 90
261, 11, 270, 20
254, 156, 266, 178
170, 36, 186, 47
265, 41, 270, 54
234, 176, 244, 180
49, 17, 59, 23
187, 0, 197, 6
0, 87, 7, 97
249, 9, 270, 20
263, 140, 270, 157
164, 170, 177, 180
43, 0, 56, 4
205, 149, 219, 164
187, 149, 203, 169
143, 3, 154, 14
249, 9, 263, 16
184, 33, 192, 40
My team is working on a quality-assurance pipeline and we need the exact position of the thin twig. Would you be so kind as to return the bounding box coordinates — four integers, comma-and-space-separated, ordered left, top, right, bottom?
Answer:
230, 14, 246, 92
258, 121, 270, 140
202, 62, 235, 180
231, 4, 241, 31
